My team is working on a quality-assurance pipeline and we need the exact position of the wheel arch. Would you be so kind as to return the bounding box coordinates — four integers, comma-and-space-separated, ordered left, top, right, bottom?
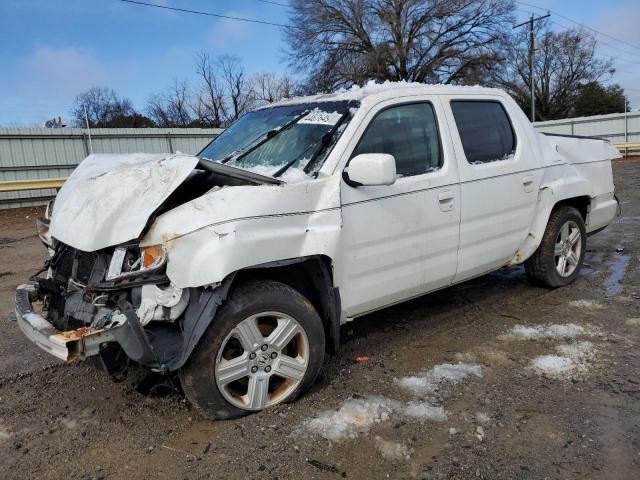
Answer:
229, 255, 341, 354
508, 188, 592, 266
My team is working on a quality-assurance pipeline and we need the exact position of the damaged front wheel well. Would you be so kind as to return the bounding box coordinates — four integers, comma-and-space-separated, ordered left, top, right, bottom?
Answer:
229, 255, 340, 353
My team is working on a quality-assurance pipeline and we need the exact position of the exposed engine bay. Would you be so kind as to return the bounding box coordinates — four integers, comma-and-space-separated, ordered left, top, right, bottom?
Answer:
19, 155, 294, 376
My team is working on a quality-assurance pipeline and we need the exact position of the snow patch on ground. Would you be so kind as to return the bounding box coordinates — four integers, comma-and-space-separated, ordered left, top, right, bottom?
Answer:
397, 363, 483, 394
60, 416, 79, 429
500, 323, 591, 340
568, 300, 603, 309
531, 341, 595, 378
300, 396, 397, 441
374, 436, 412, 461
397, 376, 435, 393
300, 396, 448, 441
402, 402, 447, 421
531, 355, 574, 374
474, 412, 492, 425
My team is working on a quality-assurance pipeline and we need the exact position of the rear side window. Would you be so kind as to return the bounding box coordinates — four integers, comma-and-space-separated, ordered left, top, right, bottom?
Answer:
450, 101, 516, 164
352, 102, 442, 177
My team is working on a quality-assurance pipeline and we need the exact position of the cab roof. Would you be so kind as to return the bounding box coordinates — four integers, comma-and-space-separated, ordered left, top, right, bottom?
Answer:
264, 80, 506, 110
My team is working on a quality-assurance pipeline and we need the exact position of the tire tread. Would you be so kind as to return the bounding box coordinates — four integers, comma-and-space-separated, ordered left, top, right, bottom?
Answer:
524, 205, 586, 288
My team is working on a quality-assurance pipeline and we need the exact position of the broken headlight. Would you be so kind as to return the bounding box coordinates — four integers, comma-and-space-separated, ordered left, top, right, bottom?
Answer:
35, 199, 55, 249
106, 245, 166, 281
35, 217, 53, 248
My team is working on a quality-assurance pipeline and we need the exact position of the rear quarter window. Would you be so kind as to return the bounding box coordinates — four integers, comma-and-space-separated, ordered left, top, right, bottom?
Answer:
450, 100, 516, 164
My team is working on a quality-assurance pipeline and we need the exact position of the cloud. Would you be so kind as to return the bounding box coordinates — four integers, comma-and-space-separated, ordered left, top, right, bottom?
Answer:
592, 1, 640, 109
593, 1, 640, 48
24, 47, 108, 100
206, 11, 255, 50
1, 45, 197, 126
0, 47, 111, 125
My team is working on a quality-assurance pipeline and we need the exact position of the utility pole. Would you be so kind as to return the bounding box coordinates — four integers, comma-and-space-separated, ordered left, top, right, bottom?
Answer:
514, 12, 550, 122
83, 102, 93, 154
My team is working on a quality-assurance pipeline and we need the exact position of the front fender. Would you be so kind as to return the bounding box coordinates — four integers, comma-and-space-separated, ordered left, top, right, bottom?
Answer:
154, 210, 342, 289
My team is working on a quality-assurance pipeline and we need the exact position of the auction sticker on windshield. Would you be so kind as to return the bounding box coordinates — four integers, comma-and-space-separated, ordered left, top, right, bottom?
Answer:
298, 109, 343, 126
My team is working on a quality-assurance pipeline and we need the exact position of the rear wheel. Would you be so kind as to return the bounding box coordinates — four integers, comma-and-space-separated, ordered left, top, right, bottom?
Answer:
524, 205, 586, 288
179, 280, 325, 419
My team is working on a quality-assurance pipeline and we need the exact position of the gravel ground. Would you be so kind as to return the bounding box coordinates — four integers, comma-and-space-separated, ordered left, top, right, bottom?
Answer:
0, 161, 639, 479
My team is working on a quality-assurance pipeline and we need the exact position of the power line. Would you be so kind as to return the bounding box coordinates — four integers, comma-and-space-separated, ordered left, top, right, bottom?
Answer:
254, 0, 289, 6
515, 0, 640, 53
118, 0, 288, 27
546, 19, 640, 67
515, 9, 640, 64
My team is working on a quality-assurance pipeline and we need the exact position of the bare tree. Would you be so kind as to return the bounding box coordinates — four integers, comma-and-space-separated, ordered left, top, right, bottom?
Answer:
218, 55, 252, 123
286, 0, 514, 92
491, 24, 614, 120
147, 80, 193, 127
194, 53, 227, 127
250, 72, 298, 104
71, 87, 135, 127
152, 55, 299, 128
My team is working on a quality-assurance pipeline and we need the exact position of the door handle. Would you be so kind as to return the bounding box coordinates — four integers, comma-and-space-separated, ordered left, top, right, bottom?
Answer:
438, 191, 454, 201
522, 175, 534, 193
438, 190, 454, 211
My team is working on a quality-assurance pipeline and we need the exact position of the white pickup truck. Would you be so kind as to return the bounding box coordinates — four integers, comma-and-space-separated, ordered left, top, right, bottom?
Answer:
15, 83, 619, 419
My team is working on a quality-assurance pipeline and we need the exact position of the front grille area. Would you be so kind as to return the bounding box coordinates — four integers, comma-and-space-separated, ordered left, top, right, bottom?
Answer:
74, 250, 98, 285
51, 244, 100, 286
42, 243, 109, 329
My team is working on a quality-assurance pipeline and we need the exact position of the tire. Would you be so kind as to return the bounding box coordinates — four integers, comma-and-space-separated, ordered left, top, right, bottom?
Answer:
179, 280, 325, 420
524, 205, 587, 288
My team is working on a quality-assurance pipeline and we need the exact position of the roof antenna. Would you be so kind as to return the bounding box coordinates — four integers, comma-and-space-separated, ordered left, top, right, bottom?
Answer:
83, 102, 94, 154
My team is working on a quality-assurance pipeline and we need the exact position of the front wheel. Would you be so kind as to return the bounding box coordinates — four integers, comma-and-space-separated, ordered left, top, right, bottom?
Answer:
524, 205, 587, 288
179, 280, 325, 420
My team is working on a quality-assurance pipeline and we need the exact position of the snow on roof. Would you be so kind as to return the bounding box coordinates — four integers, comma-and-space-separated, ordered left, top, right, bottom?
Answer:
263, 80, 505, 109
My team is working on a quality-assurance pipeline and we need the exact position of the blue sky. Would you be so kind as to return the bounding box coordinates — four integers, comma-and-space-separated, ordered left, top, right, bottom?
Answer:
1, 0, 639, 126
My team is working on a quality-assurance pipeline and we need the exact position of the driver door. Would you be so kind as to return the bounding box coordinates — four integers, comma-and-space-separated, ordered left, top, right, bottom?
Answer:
339, 98, 461, 317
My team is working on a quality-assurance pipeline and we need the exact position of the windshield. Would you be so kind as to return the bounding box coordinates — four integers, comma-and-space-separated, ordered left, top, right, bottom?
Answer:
198, 101, 357, 179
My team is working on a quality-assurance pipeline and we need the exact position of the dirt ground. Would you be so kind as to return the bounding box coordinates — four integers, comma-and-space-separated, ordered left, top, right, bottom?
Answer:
0, 161, 639, 480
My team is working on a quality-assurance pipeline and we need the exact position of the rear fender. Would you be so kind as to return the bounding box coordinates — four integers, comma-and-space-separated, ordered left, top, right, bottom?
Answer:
507, 173, 594, 265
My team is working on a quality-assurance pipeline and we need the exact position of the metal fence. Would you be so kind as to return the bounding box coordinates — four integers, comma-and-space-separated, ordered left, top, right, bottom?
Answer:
0, 127, 222, 209
533, 111, 640, 146
2, 112, 637, 210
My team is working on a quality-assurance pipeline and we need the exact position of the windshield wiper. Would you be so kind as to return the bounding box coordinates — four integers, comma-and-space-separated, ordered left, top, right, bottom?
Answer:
273, 111, 349, 178
219, 110, 310, 165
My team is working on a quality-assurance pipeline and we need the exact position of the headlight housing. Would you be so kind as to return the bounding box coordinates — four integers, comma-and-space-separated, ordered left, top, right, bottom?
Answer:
106, 245, 167, 281
35, 217, 53, 248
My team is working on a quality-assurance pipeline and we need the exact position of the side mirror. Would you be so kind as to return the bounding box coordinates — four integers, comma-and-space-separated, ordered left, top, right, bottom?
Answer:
344, 153, 396, 187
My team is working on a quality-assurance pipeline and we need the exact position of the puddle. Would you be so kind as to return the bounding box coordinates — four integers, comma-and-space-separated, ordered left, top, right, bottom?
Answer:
164, 420, 227, 457
605, 254, 630, 296
618, 216, 640, 225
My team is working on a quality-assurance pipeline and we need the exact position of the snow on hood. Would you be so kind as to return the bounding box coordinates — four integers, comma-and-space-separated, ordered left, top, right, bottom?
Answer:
50, 153, 199, 252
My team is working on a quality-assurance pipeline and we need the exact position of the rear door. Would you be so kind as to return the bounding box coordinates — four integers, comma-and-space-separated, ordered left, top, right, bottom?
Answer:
443, 96, 542, 282
339, 97, 461, 317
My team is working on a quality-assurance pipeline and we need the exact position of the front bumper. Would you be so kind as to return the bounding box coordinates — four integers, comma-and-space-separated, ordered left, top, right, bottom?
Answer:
14, 284, 121, 362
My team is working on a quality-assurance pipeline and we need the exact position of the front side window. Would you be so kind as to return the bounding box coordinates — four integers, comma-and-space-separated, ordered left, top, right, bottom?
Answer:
352, 102, 442, 177
450, 100, 516, 164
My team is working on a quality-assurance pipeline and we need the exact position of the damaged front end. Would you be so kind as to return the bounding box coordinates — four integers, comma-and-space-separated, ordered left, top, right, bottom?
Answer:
16, 223, 221, 374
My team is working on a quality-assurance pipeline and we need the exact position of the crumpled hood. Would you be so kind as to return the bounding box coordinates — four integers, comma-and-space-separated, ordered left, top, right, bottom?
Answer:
50, 153, 199, 252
